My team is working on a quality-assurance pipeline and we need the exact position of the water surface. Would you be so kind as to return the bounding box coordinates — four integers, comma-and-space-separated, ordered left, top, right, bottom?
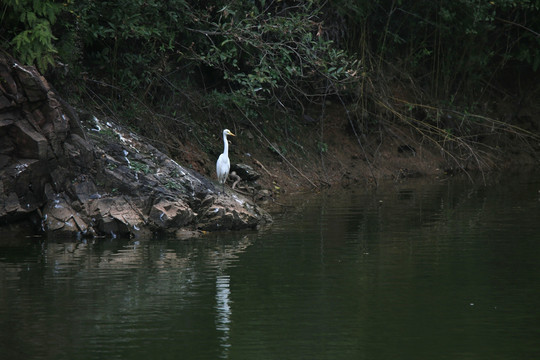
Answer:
1, 174, 540, 359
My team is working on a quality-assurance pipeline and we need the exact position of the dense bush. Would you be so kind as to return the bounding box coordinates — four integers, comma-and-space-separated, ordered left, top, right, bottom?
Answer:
3, 0, 538, 103
1, 0, 63, 71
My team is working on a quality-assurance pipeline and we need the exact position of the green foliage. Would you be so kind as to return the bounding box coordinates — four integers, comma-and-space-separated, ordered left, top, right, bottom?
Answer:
130, 160, 151, 174
106, 163, 118, 171
182, 1, 361, 113
1, 0, 63, 71
67, 0, 189, 89
2, 0, 538, 103
317, 141, 328, 154
2, 0, 539, 163
165, 180, 181, 190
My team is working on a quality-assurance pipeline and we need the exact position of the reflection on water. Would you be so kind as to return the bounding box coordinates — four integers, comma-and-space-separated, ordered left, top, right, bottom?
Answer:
1, 173, 540, 359
0, 233, 253, 360
216, 274, 231, 359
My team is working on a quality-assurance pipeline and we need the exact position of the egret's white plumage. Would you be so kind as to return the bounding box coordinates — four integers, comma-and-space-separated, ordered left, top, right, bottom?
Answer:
216, 129, 235, 191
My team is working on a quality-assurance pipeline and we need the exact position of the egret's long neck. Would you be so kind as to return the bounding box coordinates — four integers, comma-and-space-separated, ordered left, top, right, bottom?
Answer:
222, 132, 229, 156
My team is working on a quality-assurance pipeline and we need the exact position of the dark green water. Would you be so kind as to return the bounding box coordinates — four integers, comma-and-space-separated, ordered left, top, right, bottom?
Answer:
1, 174, 540, 359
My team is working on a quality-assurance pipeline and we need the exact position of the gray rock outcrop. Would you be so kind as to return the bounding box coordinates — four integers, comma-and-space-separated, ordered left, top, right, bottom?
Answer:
0, 54, 271, 238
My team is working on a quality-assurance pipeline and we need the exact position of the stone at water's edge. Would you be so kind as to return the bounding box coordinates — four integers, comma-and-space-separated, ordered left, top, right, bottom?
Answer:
0, 54, 271, 238
231, 163, 261, 181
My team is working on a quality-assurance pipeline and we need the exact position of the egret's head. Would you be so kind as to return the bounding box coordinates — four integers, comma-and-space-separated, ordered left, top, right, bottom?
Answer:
224, 129, 235, 137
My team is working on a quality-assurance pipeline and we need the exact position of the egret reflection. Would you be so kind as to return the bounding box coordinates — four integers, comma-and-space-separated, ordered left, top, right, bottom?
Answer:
216, 274, 232, 358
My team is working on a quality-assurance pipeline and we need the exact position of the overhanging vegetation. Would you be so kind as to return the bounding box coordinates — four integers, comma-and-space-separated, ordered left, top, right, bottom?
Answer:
2, 0, 539, 176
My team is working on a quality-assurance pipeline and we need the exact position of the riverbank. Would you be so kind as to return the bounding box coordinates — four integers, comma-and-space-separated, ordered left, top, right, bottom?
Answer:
1, 52, 539, 239
169, 102, 540, 207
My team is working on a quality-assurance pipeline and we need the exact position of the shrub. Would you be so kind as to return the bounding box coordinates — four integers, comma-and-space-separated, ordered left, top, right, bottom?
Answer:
1, 0, 63, 71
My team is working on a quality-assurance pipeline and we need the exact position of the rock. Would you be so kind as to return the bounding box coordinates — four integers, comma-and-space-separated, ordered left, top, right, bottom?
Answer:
0, 155, 9, 169
149, 199, 195, 229
175, 229, 204, 239
0, 66, 18, 96
4, 192, 21, 213
87, 196, 145, 236
0, 53, 271, 238
0, 94, 12, 110
255, 189, 273, 202
69, 134, 93, 165
70, 179, 99, 203
0, 128, 15, 156
12, 120, 48, 159
231, 163, 261, 181
0, 118, 14, 128
196, 193, 271, 231
42, 195, 91, 238
13, 63, 48, 102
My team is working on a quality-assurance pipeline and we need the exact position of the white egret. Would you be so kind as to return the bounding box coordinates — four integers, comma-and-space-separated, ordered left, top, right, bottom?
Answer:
216, 129, 235, 192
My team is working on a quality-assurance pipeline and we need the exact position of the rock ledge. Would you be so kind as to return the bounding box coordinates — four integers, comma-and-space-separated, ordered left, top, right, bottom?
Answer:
0, 55, 271, 238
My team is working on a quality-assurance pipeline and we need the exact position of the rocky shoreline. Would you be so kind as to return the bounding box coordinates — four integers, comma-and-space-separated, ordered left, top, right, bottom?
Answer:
0, 54, 271, 239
